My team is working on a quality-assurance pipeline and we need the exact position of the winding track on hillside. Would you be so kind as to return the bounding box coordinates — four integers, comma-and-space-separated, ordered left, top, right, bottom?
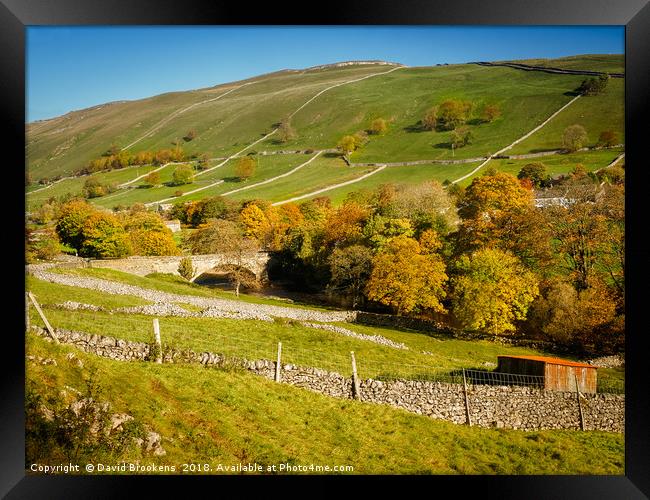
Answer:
450, 94, 582, 185
143, 65, 405, 206
221, 150, 323, 197
272, 166, 387, 206
121, 82, 257, 152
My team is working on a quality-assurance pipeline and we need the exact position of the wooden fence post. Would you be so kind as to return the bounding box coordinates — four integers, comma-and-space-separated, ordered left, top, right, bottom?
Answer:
462, 368, 472, 426
575, 374, 585, 431
153, 318, 162, 364
25, 292, 30, 332
350, 351, 361, 400
275, 342, 282, 382
27, 292, 58, 343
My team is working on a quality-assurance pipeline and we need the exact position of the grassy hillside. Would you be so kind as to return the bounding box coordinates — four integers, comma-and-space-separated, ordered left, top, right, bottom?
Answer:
505, 54, 624, 74
26, 332, 624, 474
26, 55, 624, 209
507, 78, 624, 154
27, 64, 397, 180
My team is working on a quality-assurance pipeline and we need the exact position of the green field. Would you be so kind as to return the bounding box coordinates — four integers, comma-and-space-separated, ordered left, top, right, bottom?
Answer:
504, 54, 624, 74
226, 155, 376, 203
453, 148, 624, 188
324, 161, 483, 205
26, 332, 624, 474
507, 78, 624, 154
26, 164, 160, 210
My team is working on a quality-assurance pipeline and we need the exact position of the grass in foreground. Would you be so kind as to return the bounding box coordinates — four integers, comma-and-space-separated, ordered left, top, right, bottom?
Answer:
26, 333, 624, 475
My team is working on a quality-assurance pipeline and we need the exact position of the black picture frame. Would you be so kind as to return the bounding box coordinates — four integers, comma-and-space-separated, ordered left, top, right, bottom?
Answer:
4, 0, 649, 497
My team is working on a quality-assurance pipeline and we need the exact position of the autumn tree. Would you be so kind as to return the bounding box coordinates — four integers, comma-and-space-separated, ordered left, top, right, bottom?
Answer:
82, 178, 106, 198
368, 118, 388, 135
527, 278, 618, 352
195, 153, 209, 171
240, 203, 270, 241
327, 245, 373, 308
79, 212, 131, 258
171, 165, 194, 186
235, 156, 256, 181
450, 126, 473, 149
177, 257, 196, 281
365, 235, 448, 315
120, 211, 179, 256
322, 201, 370, 249
481, 104, 501, 123
277, 117, 297, 143
597, 130, 619, 148
545, 200, 609, 291
337, 135, 358, 158
183, 219, 259, 296
562, 124, 588, 152
55, 199, 96, 250
390, 181, 458, 234
143, 171, 161, 187
456, 171, 533, 252
434, 99, 473, 131
450, 248, 539, 336
517, 163, 550, 188
422, 107, 437, 131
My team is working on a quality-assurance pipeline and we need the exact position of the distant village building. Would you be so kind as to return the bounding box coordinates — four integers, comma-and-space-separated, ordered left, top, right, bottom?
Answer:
533, 183, 605, 209
497, 355, 598, 393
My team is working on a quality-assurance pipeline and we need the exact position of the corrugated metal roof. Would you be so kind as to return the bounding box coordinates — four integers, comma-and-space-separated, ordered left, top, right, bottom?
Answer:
497, 355, 595, 369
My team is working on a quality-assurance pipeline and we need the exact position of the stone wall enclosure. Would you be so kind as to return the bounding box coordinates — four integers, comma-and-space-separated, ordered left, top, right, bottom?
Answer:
32, 327, 624, 433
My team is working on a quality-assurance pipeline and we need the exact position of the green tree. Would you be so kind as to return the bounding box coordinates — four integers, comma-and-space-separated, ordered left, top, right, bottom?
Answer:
562, 124, 588, 152
451, 248, 539, 336
365, 235, 448, 315
517, 163, 549, 188
171, 165, 194, 186
450, 126, 473, 149
327, 245, 373, 308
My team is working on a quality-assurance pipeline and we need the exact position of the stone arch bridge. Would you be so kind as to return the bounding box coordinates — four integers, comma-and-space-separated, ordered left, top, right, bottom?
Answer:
88, 252, 271, 282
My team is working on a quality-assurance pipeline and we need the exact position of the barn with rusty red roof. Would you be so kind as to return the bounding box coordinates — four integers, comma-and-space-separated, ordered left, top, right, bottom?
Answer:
496, 355, 597, 393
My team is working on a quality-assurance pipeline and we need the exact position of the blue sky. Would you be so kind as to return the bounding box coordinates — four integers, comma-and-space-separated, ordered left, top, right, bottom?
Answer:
26, 26, 624, 122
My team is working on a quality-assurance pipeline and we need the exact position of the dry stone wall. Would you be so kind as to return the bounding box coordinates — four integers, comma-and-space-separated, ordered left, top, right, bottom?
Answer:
33, 327, 623, 433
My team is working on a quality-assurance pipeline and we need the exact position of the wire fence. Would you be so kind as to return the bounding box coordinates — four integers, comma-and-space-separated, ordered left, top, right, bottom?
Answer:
29, 298, 624, 395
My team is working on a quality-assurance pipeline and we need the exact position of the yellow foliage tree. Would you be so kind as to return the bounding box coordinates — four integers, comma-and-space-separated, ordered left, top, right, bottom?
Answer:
365, 235, 448, 315
451, 248, 539, 336
240, 204, 269, 241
